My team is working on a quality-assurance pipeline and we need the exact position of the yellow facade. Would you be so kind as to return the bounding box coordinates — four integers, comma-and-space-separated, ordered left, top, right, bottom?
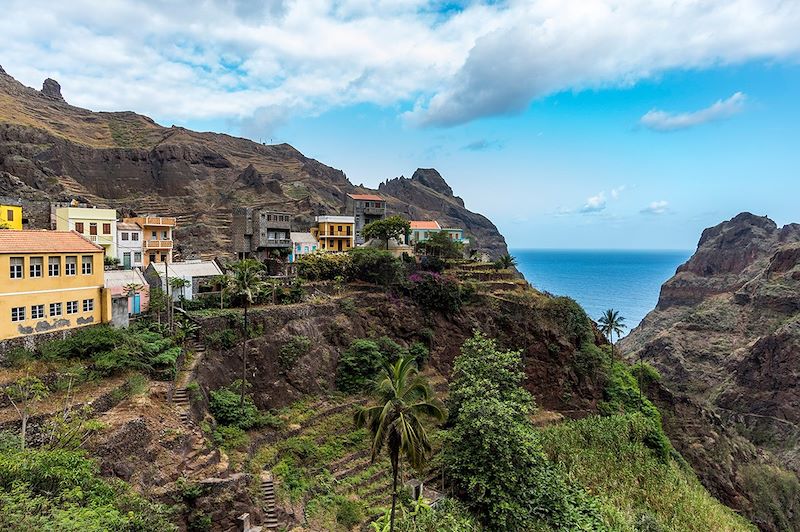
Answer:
0, 250, 108, 340
311, 217, 355, 252
55, 207, 118, 257
0, 205, 22, 230
123, 216, 176, 267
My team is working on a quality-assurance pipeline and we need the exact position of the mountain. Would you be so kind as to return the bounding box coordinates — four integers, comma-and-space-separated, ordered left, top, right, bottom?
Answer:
0, 67, 508, 259
620, 212, 800, 531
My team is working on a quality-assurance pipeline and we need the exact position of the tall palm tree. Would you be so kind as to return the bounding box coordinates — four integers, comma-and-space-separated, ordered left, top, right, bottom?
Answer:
495, 253, 517, 270
598, 309, 626, 357
354, 355, 445, 532
226, 259, 267, 407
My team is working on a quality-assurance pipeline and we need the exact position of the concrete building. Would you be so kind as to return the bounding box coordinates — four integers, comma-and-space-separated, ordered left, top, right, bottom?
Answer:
144, 260, 224, 302
55, 206, 117, 258
345, 193, 386, 244
0, 230, 110, 340
116, 222, 144, 270
123, 216, 176, 267
440, 227, 470, 246
0, 200, 22, 230
408, 220, 441, 245
289, 232, 319, 262
232, 208, 293, 260
310, 216, 355, 252
104, 268, 149, 315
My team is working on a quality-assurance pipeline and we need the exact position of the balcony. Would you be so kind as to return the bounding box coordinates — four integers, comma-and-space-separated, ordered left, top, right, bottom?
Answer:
361, 206, 385, 216
264, 238, 292, 248
87, 234, 114, 246
317, 233, 352, 238
138, 217, 177, 227
144, 239, 174, 250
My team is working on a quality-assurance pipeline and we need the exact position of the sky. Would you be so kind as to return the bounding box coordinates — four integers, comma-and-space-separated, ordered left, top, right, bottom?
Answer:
1, 0, 799, 250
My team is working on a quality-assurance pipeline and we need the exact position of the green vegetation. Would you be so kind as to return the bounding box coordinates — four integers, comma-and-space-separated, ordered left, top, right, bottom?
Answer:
415, 231, 464, 259
279, 335, 312, 371
598, 309, 627, 357
336, 339, 385, 393
371, 497, 478, 531
0, 432, 175, 531
362, 215, 411, 250
444, 332, 604, 531
4, 375, 48, 449
354, 355, 445, 531
350, 248, 405, 286
493, 253, 517, 270
406, 272, 464, 314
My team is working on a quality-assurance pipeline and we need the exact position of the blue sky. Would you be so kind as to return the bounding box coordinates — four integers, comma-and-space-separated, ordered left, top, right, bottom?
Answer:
2, 0, 799, 249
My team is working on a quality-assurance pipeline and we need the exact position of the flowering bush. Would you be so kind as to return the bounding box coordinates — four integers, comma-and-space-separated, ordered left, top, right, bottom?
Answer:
407, 271, 463, 314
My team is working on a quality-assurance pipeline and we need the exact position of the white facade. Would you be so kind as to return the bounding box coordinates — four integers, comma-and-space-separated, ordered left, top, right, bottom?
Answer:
147, 260, 223, 301
289, 232, 319, 262
116, 222, 144, 270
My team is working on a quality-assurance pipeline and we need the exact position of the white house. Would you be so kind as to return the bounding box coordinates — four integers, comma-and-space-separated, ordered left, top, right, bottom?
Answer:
144, 260, 224, 301
116, 222, 143, 269
289, 232, 319, 262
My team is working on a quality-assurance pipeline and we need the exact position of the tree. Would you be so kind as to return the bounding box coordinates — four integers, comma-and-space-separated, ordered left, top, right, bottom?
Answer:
363, 215, 411, 250
149, 287, 168, 326
210, 274, 229, 309
169, 277, 190, 301
417, 231, 463, 259
355, 355, 445, 532
494, 253, 517, 271
5, 375, 48, 450
225, 259, 267, 407
598, 309, 626, 358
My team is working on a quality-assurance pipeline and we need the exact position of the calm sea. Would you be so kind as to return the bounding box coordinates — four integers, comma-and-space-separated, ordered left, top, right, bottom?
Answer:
510, 249, 692, 334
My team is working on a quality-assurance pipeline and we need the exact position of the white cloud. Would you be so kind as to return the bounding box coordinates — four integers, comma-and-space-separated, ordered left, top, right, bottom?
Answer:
641, 200, 670, 215
581, 192, 607, 213
610, 186, 626, 199
0, 1, 797, 135
640, 92, 747, 131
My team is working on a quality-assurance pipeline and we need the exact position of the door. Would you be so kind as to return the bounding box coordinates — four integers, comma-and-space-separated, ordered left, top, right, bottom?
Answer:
337, 240, 343, 252
123, 252, 131, 269
132, 293, 141, 314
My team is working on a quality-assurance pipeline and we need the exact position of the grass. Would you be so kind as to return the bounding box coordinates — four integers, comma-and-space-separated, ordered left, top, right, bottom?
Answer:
539, 414, 756, 532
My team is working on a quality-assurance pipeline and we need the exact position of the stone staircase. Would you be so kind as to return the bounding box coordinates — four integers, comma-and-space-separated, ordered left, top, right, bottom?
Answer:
172, 386, 190, 424
172, 337, 207, 425
260, 473, 279, 530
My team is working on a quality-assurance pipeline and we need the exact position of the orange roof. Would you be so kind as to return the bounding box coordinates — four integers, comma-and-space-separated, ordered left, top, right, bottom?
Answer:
348, 193, 384, 201
410, 220, 441, 230
0, 230, 103, 254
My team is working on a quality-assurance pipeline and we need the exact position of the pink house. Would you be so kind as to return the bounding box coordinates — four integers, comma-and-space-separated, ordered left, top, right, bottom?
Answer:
104, 269, 150, 315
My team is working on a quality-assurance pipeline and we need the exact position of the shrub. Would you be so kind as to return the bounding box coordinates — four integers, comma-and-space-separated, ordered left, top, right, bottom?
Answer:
408, 341, 430, 367
188, 512, 212, 531
176, 476, 204, 502
349, 247, 403, 285
407, 271, 463, 314
206, 328, 238, 349
336, 498, 363, 529
212, 425, 249, 451
279, 335, 312, 371
375, 336, 405, 362
2, 347, 33, 368
297, 252, 352, 281
419, 255, 445, 273
186, 381, 203, 402
543, 296, 594, 347
335, 339, 385, 393
209, 382, 260, 429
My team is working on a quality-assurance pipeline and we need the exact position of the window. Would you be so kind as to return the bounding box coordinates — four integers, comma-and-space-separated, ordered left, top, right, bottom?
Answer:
83, 299, 94, 312
160, 254, 167, 262
162, 230, 169, 240
7, 209, 13, 221
50, 302, 62, 317
89, 223, 97, 236
151, 231, 157, 240
123, 252, 131, 264
149, 254, 156, 264
81, 256, 93, 275
121, 232, 129, 241
31, 304, 45, 319
102, 223, 111, 234
134, 252, 142, 262
29, 256, 43, 278
66, 301, 78, 314
338, 225, 343, 233
10, 257, 23, 279
75, 222, 84, 233
346, 226, 351, 236
131, 232, 139, 241
11, 307, 25, 322
48, 257, 61, 277
65, 256, 77, 275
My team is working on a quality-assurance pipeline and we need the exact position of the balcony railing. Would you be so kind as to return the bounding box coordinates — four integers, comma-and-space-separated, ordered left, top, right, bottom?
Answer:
144, 239, 174, 250
317, 233, 352, 238
264, 238, 292, 247
361, 206, 385, 216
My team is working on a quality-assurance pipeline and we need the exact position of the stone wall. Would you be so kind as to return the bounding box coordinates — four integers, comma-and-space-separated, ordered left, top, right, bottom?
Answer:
0, 324, 102, 364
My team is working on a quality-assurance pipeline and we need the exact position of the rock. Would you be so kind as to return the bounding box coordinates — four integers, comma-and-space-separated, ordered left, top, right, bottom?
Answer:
41, 77, 64, 101
411, 167, 454, 196
0, 64, 5, 75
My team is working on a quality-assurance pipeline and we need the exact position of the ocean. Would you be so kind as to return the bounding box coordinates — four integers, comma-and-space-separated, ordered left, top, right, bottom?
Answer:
511, 249, 692, 335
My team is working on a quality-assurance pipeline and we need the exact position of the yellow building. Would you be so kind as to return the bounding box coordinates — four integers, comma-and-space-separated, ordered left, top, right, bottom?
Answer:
310, 216, 355, 252
123, 216, 176, 267
0, 230, 111, 341
55, 206, 117, 257
0, 204, 23, 230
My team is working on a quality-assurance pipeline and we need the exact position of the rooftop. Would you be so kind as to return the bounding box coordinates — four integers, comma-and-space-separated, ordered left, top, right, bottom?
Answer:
149, 260, 222, 278
347, 193, 384, 201
104, 268, 147, 288
410, 220, 441, 230
117, 222, 141, 231
316, 215, 355, 223
290, 231, 318, 244
0, 230, 103, 254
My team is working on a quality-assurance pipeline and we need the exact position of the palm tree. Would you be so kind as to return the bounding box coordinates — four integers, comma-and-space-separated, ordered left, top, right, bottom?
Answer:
169, 277, 190, 301
598, 309, 626, 357
226, 259, 267, 407
495, 253, 517, 270
210, 274, 229, 309
354, 355, 445, 532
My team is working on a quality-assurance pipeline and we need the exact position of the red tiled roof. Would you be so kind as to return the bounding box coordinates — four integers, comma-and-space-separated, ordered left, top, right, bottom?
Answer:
0, 230, 103, 253
347, 193, 384, 201
410, 220, 441, 230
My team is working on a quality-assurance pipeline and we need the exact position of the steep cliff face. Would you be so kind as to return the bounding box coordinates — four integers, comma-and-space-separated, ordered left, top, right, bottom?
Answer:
620, 212, 800, 531
0, 68, 508, 259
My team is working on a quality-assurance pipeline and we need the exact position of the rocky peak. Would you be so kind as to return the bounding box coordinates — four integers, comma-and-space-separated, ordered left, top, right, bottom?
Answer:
411, 168, 454, 196
0, 64, 6, 76
41, 78, 65, 101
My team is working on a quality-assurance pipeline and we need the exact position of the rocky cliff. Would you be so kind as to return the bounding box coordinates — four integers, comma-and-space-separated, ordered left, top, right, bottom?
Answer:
0, 67, 508, 259
620, 212, 800, 531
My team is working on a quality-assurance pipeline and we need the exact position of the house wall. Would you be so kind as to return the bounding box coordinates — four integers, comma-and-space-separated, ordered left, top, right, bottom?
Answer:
312, 221, 354, 252
54, 207, 117, 257
117, 229, 144, 269
0, 205, 22, 230
0, 251, 107, 340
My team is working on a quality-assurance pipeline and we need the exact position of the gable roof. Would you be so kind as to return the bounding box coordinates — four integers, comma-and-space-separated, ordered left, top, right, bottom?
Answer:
104, 268, 147, 288
0, 230, 103, 254
148, 260, 223, 278
117, 222, 141, 231
291, 232, 318, 244
410, 220, 441, 230
347, 193, 384, 201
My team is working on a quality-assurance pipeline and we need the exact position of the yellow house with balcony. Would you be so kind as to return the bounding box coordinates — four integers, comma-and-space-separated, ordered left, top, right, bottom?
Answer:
55, 206, 117, 258
310, 216, 355, 252
0, 230, 111, 341
123, 216, 177, 267
1, 203, 23, 230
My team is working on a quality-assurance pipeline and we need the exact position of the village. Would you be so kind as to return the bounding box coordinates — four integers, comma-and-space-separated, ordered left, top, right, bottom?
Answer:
0, 193, 472, 343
